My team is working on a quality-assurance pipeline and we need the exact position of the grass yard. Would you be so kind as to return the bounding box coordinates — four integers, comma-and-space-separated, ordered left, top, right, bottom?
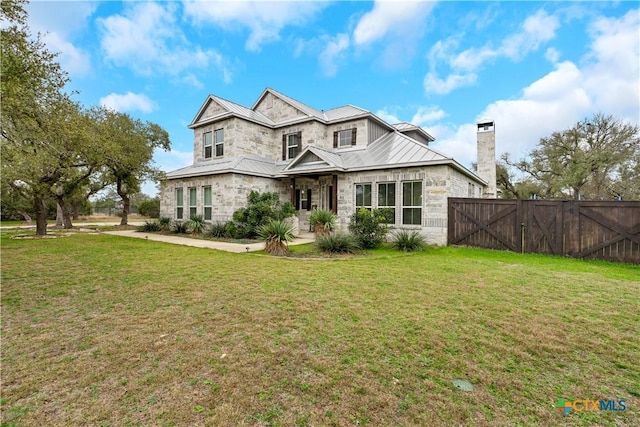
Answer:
1, 232, 638, 426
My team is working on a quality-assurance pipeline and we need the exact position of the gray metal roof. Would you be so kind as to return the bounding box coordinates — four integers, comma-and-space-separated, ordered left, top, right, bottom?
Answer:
254, 88, 325, 120
323, 105, 369, 121
166, 154, 282, 179
190, 95, 275, 128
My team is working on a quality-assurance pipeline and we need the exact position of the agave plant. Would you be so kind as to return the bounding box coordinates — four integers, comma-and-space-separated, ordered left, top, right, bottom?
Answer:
137, 221, 161, 232
308, 209, 337, 237
158, 216, 172, 232
315, 232, 360, 254
257, 220, 295, 256
188, 214, 207, 235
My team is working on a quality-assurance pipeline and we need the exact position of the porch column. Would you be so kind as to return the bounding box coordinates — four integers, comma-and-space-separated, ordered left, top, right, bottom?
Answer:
332, 174, 338, 214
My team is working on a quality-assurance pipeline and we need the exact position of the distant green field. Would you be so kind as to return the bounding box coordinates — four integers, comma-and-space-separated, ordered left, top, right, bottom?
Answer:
1, 232, 638, 426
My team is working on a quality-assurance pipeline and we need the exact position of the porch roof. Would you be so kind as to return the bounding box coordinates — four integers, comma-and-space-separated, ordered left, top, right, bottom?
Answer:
165, 154, 283, 179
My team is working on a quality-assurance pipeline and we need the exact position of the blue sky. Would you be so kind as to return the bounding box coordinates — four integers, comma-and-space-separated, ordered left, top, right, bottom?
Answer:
25, 1, 640, 195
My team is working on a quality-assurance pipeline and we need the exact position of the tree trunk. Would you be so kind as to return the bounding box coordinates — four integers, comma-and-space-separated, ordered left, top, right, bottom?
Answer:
34, 195, 48, 236
72, 204, 80, 220
117, 178, 129, 226
55, 193, 74, 229
55, 203, 64, 228
18, 211, 32, 223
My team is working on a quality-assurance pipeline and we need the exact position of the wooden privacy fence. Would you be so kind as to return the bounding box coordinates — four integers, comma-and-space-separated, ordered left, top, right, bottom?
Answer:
448, 198, 640, 263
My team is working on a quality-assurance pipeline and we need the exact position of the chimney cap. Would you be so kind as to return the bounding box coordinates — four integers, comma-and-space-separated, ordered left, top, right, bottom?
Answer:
477, 120, 495, 131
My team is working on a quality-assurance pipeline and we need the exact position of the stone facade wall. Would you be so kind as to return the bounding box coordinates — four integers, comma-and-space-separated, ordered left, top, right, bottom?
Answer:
159, 174, 289, 223
255, 92, 304, 122
326, 119, 368, 149
477, 124, 496, 198
334, 165, 485, 245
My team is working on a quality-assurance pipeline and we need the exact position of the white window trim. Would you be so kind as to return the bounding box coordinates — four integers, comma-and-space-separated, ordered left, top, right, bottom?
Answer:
402, 181, 422, 226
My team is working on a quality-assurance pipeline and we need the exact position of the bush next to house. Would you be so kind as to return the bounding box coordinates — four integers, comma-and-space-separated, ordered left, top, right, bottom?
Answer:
309, 209, 337, 237
137, 220, 161, 232
391, 230, 426, 252
315, 232, 360, 254
172, 221, 188, 234
187, 214, 207, 235
208, 222, 228, 238
348, 208, 389, 249
158, 216, 172, 231
227, 191, 296, 239
257, 220, 295, 256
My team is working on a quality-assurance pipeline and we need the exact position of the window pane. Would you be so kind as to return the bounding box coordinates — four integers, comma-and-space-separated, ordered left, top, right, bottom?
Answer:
204, 207, 212, 221
363, 184, 371, 206
204, 187, 212, 205
339, 130, 351, 146
355, 185, 363, 206
176, 188, 183, 206
203, 132, 212, 146
190, 207, 197, 217
402, 182, 412, 206
189, 188, 196, 205
402, 208, 421, 225
214, 129, 224, 143
177, 207, 183, 220
215, 143, 223, 157
412, 182, 422, 205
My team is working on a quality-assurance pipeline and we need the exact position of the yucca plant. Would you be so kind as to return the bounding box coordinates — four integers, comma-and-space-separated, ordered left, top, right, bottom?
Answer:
172, 221, 188, 234
158, 216, 172, 231
308, 209, 337, 237
315, 232, 360, 254
137, 221, 161, 232
188, 214, 207, 235
257, 220, 295, 256
391, 229, 426, 252
208, 222, 228, 238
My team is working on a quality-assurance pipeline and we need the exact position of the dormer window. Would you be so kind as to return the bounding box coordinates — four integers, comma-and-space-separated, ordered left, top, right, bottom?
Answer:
333, 128, 357, 148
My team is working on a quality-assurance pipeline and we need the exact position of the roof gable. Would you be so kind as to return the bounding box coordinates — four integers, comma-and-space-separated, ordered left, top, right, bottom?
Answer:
190, 95, 274, 128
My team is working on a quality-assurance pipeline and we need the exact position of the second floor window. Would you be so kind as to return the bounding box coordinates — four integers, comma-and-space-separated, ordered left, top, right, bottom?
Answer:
282, 132, 302, 160
204, 128, 224, 159
333, 128, 357, 148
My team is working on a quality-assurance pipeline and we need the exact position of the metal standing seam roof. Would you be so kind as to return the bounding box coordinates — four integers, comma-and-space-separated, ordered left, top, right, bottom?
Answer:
165, 155, 283, 179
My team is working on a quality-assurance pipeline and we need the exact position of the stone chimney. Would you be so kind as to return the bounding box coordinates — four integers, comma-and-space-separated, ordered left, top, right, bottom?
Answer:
477, 120, 496, 198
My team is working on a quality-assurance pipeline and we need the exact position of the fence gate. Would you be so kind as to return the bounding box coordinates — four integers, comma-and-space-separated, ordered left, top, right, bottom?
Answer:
448, 198, 640, 263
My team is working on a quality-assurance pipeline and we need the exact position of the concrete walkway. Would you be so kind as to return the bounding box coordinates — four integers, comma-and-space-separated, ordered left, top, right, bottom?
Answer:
103, 229, 315, 253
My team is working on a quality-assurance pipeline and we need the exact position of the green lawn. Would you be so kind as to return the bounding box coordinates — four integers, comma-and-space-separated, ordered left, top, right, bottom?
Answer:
1, 232, 638, 426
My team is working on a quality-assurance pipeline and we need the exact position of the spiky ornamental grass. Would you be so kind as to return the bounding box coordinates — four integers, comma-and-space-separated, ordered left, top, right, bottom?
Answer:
315, 231, 360, 253
257, 220, 295, 256
308, 209, 337, 237
391, 230, 426, 252
188, 214, 207, 235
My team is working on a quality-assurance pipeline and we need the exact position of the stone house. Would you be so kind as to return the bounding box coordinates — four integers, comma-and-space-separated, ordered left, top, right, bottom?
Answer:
160, 88, 495, 244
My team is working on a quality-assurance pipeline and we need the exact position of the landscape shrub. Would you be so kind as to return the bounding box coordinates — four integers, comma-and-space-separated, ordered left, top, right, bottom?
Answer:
172, 221, 188, 234
391, 230, 426, 252
158, 216, 172, 231
208, 222, 228, 238
348, 208, 388, 249
257, 220, 295, 256
137, 221, 161, 232
136, 197, 160, 218
187, 214, 207, 235
228, 191, 296, 239
315, 232, 360, 254
308, 209, 337, 237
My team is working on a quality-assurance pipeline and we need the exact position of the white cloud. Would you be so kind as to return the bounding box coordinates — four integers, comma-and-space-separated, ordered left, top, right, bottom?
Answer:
41, 32, 91, 76
429, 9, 639, 171
98, 2, 232, 83
182, 0, 327, 51
319, 33, 350, 77
428, 9, 560, 95
411, 106, 447, 125
25, 1, 96, 77
424, 72, 477, 95
375, 109, 402, 125
352, 1, 435, 46
100, 92, 157, 113
545, 47, 561, 63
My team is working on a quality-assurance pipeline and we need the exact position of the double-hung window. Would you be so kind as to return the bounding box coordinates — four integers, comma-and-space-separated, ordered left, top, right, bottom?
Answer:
378, 182, 396, 223
203, 186, 212, 221
283, 132, 301, 160
204, 129, 224, 159
189, 187, 197, 217
175, 188, 184, 220
402, 181, 422, 225
203, 132, 213, 159
214, 129, 224, 157
355, 183, 372, 211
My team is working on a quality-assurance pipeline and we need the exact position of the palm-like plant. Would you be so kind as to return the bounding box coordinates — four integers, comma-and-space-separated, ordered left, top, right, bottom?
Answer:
257, 220, 295, 256
188, 214, 207, 235
308, 209, 337, 237
158, 216, 172, 232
